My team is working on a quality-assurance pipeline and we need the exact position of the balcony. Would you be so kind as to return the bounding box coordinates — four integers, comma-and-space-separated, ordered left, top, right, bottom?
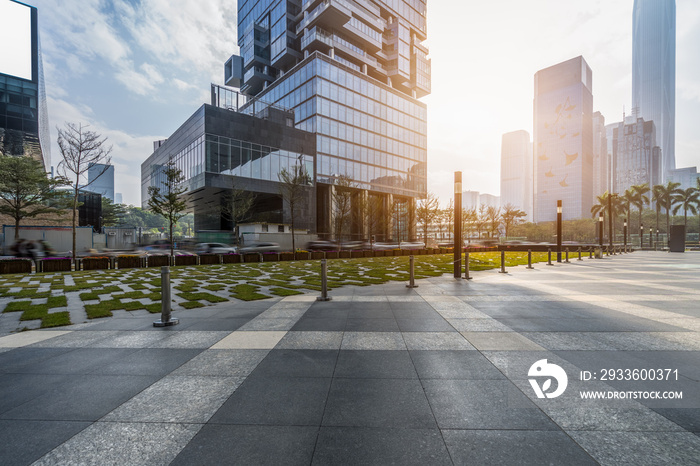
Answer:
296, 0, 352, 35
242, 66, 275, 95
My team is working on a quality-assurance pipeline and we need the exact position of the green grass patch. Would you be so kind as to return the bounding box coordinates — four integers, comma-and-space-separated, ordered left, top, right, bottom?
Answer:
180, 301, 205, 309
177, 292, 227, 303
230, 284, 271, 301
9, 289, 51, 299
269, 287, 303, 297
40, 312, 71, 328
202, 284, 226, 292
3, 300, 32, 313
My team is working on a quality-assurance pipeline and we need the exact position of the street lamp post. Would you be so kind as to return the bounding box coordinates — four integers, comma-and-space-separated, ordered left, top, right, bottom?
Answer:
598, 214, 604, 248
656, 229, 659, 249
453, 172, 462, 279
623, 219, 627, 253
556, 200, 562, 262
640, 224, 644, 248
649, 227, 653, 249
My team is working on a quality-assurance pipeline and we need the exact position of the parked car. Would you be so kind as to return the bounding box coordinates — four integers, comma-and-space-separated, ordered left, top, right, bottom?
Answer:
239, 242, 281, 253
196, 242, 237, 254
307, 240, 338, 250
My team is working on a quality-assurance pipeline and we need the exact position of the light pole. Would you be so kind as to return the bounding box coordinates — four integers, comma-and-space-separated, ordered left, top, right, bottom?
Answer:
453, 172, 462, 279
649, 227, 653, 249
623, 219, 627, 252
598, 214, 604, 248
556, 200, 562, 262
640, 224, 644, 248
656, 228, 659, 249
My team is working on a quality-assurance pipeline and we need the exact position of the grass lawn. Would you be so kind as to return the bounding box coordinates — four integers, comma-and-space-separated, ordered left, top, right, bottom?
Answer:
0, 252, 549, 328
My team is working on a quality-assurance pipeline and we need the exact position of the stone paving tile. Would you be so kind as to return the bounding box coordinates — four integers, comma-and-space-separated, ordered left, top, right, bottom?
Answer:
103, 375, 243, 423
334, 350, 418, 379
447, 318, 513, 332
148, 331, 230, 348
29, 330, 120, 348
442, 429, 597, 465
402, 332, 474, 350
251, 349, 338, 378
546, 406, 686, 432
275, 331, 344, 350
409, 350, 506, 380
210, 331, 287, 349
568, 431, 700, 466
238, 317, 299, 331
86, 330, 172, 348
32, 422, 202, 466
461, 331, 546, 351
0, 330, 71, 348
171, 349, 269, 377
340, 332, 407, 350
0, 419, 91, 466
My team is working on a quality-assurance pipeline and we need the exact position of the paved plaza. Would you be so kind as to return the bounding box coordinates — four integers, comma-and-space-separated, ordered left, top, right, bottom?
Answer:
0, 251, 698, 465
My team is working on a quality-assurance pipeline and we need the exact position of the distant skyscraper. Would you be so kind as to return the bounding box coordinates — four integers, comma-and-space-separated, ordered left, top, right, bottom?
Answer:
87, 163, 114, 202
479, 194, 500, 210
610, 117, 661, 195
500, 130, 532, 221
462, 191, 480, 210
632, 0, 675, 180
115, 193, 123, 204
592, 111, 609, 202
534, 56, 593, 222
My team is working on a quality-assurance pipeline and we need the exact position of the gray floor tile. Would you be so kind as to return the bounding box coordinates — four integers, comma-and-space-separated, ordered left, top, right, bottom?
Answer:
323, 378, 436, 428
0, 420, 90, 466
275, 331, 343, 350
422, 379, 557, 430
171, 349, 269, 376
334, 350, 418, 379
345, 318, 400, 332
313, 427, 451, 466
396, 318, 454, 332
209, 376, 331, 426
172, 425, 318, 466
341, 332, 406, 350
0, 373, 70, 415
442, 429, 597, 466
250, 349, 338, 378
410, 350, 506, 380
91, 348, 202, 376
402, 332, 473, 350
291, 317, 347, 331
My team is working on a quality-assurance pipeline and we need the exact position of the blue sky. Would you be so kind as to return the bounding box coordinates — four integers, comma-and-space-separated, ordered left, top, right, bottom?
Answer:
19, 0, 700, 207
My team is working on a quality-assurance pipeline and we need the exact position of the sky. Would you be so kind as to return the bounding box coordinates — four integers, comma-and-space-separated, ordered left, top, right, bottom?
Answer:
8, 0, 700, 207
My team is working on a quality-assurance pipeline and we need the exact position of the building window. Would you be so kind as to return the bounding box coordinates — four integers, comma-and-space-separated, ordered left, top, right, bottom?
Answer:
278, 225, 285, 232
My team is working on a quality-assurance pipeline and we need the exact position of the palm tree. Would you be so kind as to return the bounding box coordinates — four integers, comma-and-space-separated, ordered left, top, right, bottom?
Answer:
672, 187, 700, 228
622, 188, 635, 246
631, 183, 650, 231
652, 184, 664, 244
654, 181, 682, 240
591, 191, 624, 247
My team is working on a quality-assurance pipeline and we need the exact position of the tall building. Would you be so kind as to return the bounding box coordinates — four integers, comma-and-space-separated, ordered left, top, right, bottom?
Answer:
0, 0, 50, 170
461, 191, 480, 210
479, 193, 500, 210
591, 111, 609, 202
632, 0, 675, 180
87, 163, 115, 202
500, 130, 532, 221
533, 56, 593, 222
610, 116, 661, 195
227, 0, 430, 241
667, 167, 700, 192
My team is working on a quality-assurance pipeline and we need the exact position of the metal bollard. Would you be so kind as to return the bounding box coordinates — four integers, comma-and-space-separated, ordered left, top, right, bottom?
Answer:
499, 250, 507, 274
154, 266, 179, 327
589, 248, 593, 259
406, 255, 418, 288
547, 248, 553, 266
464, 252, 472, 280
317, 259, 332, 301
526, 249, 534, 269
565, 248, 570, 263
577, 247, 583, 261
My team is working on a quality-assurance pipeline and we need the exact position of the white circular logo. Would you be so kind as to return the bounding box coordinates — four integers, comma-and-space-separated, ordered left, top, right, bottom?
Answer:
528, 359, 568, 399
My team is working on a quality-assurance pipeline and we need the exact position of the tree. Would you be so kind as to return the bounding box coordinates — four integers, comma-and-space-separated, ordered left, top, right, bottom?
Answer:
462, 207, 477, 243
147, 160, 188, 258
416, 192, 439, 246
57, 123, 112, 260
278, 163, 311, 252
331, 176, 354, 248
501, 203, 527, 239
672, 187, 699, 228
474, 204, 488, 239
654, 181, 682, 237
443, 200, 454, 242
591, 191, 624, 247
486, 206, 501, 238
101, 197, 126, 227
630, 183, 650, 233
0, 155, 71, 240
222, 181, 256, 246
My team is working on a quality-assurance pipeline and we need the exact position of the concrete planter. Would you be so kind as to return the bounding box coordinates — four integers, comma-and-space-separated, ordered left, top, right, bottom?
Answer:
325, 251, 339, 259
0, 259, 32, 274
116, 255, 144, 269
373, 250, 385, 257
262, 253, 279, 262
339, 251, 351, 259
147, 255, 170, 267
310, 252, 325, 260
38, 258, 72, 273
279, 253, 295, 261
243, 253, 260, 263
222, 254, 241, 264
81, 257, 110, 270
294, 252, 310, 260
198, 254, 221, 265
175, 255, 197, 266
351, 251, 364, 259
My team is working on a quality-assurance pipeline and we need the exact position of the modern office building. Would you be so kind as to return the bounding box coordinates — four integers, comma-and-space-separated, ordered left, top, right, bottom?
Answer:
226, 0, 430, 241
667, 166, 700, 191
500, 130, 532, 221
141, 92, 316, 234
632, 0, 675, 180
87, 163, 115, 202
533, 56, 593, 222
0, 0, 50, 171
479, 193, 500, 210
609, 116, 661, 195
591, 112, 609, 203
461, 191, 480, 210
114, 193, 123, 204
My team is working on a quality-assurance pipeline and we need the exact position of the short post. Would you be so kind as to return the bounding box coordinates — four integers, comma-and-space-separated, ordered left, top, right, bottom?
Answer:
565, 248, 570, 263
526, 249, 534, 269
406, 254, 418, 288
547, 248, 553, 266
464, 251, 472, 280
317, 259, 332, 301
499, 250, 507, 274
589, 247, 593, 259
623, 219, 627, 253
556, 200, 563, 262
577, 247, 583, 261
154, 266, 179, 327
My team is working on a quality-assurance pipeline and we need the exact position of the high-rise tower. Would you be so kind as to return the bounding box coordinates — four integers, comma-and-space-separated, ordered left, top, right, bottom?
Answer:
500, 130, 532, 221
227, 0, 430, 241
632, 0, 675, 181
533, 56, 593, 222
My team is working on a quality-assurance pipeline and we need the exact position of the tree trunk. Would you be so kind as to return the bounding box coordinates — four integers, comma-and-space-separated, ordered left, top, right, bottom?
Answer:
170, 221, 174, 260
291, 202, 296, 253
72, 185, 79, 262
14, 217, 20, 241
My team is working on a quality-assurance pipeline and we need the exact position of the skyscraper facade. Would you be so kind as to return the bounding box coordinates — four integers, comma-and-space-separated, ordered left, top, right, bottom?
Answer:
632, 0, 675, 181
500, 130, 532, 221
0, 0, 50, 171
533, 56, 593, 222
227, 0, 430, 240
87, 163, 115, 202
610, 117, 661, 195
591, 111, 609, 202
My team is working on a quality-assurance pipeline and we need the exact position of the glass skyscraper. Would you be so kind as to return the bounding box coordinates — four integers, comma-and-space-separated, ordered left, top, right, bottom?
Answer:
500, 130, 532, 222
632, 0, 675, 181
227, 0, 430, 240
533, 56, 593, 223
